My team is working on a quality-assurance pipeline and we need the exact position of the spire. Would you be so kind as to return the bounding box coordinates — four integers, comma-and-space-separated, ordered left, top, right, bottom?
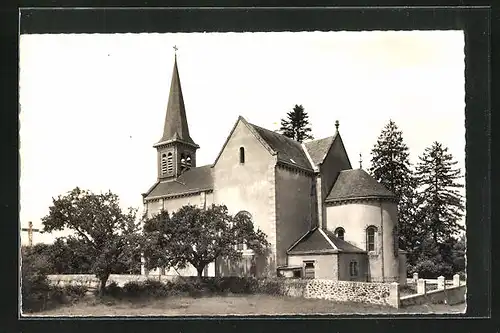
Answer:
157, 50, 197, 147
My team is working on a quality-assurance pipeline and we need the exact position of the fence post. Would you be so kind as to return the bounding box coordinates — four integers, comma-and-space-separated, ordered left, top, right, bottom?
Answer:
417, 278, 426, 295
413, 272, 418, 283
437, 276, 446, 290
388, 282, 400, 309
453, 274, 460, 287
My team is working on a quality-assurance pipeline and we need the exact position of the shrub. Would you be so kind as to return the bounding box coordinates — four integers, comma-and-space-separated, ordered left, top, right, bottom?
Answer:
258, 278, 283, 296
21, 249, 52, 313
104, 281, 123, 298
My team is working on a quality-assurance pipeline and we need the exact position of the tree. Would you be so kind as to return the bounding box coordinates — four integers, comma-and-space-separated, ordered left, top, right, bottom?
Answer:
414, 142, 465, 243
369, 120, 419, 253
142, 204, 269, 278
279, 104, 314, 142
41, 187, 142, 295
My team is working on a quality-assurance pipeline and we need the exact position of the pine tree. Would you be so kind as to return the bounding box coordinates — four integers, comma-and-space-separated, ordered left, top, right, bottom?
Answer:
415, 142, 465, 243
280, 104, 314, 142
369, 120, 418, 252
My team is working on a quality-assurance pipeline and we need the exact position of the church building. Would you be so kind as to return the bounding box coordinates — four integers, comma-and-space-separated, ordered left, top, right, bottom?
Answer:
142, 54, 407, 283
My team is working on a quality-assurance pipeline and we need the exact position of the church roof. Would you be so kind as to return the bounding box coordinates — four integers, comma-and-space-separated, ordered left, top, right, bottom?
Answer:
156, 55, 197, 147
287, 227, 366, 254
248, 123, 314, 171
144, 165, 213, 199
325, 169, 396, 202
304, 135, 336, 166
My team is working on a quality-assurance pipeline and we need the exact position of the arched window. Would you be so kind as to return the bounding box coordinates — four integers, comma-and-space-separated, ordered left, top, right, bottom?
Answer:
239, 147, 245, 164
334, 227, 345, 240
161, 154, 168, 175
366, 226, 377, 252
166, 152, 173, 174
234, 211, 252, 251
235, 210, 252, 220
180, 153, 187, 172
186, 155, 192, 168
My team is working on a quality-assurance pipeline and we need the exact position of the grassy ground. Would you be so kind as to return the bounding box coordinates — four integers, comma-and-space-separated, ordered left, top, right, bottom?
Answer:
31, 294, 466, 316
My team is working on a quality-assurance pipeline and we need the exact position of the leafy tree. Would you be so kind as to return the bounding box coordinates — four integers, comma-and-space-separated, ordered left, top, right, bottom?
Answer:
41, 187, 142, 295
142, 204, 269, 278
279, 104, 314, 142
414, 142, 465, 243
369, 120, 419, 253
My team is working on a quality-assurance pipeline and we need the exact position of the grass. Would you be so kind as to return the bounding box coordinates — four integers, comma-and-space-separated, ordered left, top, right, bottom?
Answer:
30, 294, 466, 316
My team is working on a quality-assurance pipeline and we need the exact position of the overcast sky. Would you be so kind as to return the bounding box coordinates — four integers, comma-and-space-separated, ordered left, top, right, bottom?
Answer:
19, 31, 465, 245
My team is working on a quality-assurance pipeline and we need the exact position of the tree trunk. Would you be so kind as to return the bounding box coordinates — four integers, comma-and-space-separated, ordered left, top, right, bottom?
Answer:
99, 274, 109, 296
196, 266, 204, 279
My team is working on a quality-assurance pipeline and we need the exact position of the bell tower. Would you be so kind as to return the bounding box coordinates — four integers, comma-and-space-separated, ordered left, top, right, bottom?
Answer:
153, 48, 199, 180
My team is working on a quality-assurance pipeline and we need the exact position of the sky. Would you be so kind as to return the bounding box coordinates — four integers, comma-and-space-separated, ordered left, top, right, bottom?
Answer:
19, 31, 466, 245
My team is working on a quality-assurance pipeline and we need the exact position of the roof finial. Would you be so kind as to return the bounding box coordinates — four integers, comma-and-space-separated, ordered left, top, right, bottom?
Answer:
359, 153, 363, 169
335, 120, 339, 132
173, 45, 178, 58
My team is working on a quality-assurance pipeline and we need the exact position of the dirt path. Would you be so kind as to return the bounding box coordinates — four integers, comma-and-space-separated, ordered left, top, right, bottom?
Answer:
30, 295, 466, 317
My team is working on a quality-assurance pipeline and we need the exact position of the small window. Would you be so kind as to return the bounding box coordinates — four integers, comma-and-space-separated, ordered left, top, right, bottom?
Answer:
349, 260, 358, 277
293, 269, 302, 278
304, 261, 315, 279
367, 226, 377, 252
161, 154, 168, 174
239, 147, 245, 164
166, 152, 173, 174
335, 227, 345, 240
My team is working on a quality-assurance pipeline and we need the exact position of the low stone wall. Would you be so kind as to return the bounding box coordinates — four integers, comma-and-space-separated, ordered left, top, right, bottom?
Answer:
303, 279, 394, 306
400, 285, 466, 307
47, 274, 178, 289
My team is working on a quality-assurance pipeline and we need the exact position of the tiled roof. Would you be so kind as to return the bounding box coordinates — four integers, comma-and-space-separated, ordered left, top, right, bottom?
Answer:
325, 169, 395, 202
145, 165, 213, 199
304, 135, 336, 166
322, 229, 367, 253
248, 123, 313, 171
287, 228, 366, 254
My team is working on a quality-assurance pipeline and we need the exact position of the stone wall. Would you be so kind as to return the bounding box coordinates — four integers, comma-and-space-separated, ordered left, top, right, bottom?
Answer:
303, 279, 392, 306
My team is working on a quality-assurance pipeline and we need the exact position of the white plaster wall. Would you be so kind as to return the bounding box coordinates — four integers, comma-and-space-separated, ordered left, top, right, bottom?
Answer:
325, 200, 399, 282
287, 254, 338, 280
212, 120, 277, 276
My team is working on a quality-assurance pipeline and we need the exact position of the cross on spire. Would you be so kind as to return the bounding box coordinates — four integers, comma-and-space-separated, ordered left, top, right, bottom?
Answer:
335, 120, 339, 132
359, 153, 363, 169
21, 221, 40, 247
173, 45, 178, 53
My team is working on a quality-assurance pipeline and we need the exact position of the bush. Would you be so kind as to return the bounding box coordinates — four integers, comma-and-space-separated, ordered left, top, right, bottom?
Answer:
257, 278, 283, 296
21, 249, 52, 312
104, 281, 123, 298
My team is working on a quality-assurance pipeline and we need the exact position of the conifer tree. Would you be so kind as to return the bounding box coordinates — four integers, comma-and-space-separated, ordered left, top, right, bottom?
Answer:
280, 104, 314, 142
414, 142, 465, 243
369, 120, 418, 252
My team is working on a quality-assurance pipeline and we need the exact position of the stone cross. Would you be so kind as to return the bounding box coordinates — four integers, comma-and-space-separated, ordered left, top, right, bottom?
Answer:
21, 221, 40, 247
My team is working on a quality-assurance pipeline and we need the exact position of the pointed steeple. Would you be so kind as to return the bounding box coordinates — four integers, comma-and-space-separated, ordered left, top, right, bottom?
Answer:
156, 53, 197, 147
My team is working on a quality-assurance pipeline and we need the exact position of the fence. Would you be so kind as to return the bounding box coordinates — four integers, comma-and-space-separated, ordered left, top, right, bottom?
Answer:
397, 274, 466, 308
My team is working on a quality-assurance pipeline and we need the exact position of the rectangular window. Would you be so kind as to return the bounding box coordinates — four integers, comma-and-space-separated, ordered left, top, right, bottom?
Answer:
304, 261, 315, 279
349, 261, 358, 277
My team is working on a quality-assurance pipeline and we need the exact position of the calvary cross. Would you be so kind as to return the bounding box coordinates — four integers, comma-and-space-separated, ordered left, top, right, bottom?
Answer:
21, 221, 40, 247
